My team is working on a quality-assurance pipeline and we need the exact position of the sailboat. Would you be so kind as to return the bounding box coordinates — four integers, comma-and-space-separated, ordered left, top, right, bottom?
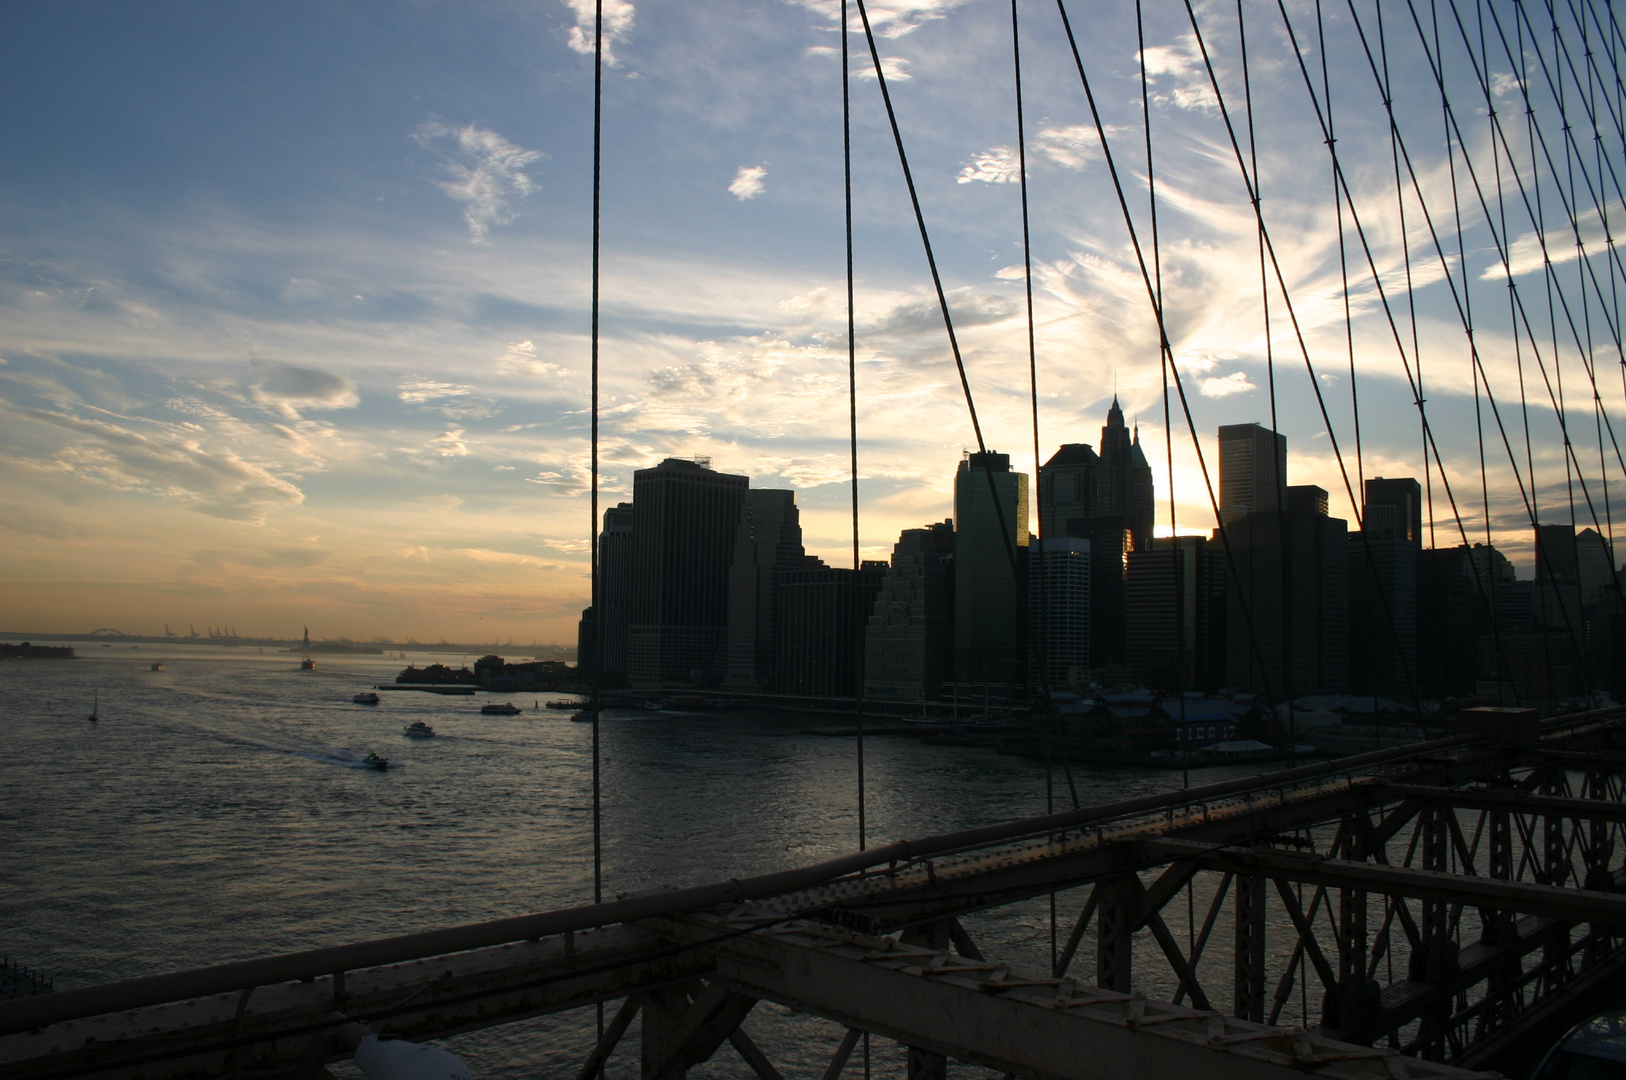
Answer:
88, 692, 99, 722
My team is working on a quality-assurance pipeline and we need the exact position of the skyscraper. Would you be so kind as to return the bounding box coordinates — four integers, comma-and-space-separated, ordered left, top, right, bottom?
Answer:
1218, 423, 1287, 524
1126, 535, 1226, 690
773, 562, 886, 698
627, 457, 748, 689
864, 522, 955, 702
1222, 510, 1349, 696
597, 502, 635, 682
954, 451, 1029, 687
722, 489, 807, 691
1028, 538, 1090, 689
1364, 476, 1423, 548
1347, 514, 1417, 701
1096, 397, 1156, 551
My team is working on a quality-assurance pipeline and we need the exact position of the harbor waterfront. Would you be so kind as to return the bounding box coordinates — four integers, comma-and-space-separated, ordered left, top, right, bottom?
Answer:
1, 643, 1267, 1078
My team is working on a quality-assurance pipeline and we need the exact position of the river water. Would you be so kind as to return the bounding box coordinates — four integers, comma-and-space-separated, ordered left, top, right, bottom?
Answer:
2, 644, 1264, 1078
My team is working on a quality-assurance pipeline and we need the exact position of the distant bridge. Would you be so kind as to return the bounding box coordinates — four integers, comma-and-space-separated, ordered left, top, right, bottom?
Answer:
5, 706, 1625, 1079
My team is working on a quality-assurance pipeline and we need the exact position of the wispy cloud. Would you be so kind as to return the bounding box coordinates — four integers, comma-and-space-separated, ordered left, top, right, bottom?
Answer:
559, 0, 635, 64
412, 122, 542, 243
1138, 33, 1219, 113
957, 146, 1019, 185
855, 55, 911, 81
786, 0, 974, 38
729, 164, 769, 200
1199, 371, 1256, 397
250, 360, 358, 419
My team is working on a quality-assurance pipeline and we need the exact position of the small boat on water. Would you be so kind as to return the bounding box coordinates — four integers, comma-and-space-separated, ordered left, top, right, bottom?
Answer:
353, 691, 382, 705
300, 657, 317, 671
362, 752, 389, 770
544, 699, 580, 710
481, 702, 523, 716
403, 720, 435, 739
570, 709, 597, 723
149, 661, 165, 672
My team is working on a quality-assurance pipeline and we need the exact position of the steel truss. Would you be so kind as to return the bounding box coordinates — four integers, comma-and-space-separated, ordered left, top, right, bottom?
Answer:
4, 708, 1625, 1080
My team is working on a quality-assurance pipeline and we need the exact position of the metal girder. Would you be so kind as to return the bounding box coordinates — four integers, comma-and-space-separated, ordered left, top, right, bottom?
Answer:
0, 926, 699, 1080
665, 914, 1497, 1080
1383, 784, 1626, 825
1143, 840, 1626, 926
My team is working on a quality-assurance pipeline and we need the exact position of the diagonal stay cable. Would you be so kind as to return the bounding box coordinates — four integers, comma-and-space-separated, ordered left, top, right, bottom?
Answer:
1184, 0, 1433, 709
852, 0, 1024, 596
1049, 0, 1284, 717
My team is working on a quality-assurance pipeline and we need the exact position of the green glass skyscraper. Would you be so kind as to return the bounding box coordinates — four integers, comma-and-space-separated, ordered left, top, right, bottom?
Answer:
953, 451, 1029, 689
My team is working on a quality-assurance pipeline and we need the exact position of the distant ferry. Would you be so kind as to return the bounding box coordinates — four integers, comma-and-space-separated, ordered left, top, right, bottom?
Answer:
480, 702, 523, 716
353, 691, 381, 705
403, 720, 435, 739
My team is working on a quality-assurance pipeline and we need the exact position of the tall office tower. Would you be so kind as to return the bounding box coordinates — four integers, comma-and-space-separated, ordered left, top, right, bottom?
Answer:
864, 522, 955, 702
1218, 423, 1287, 524
1534, 524, 1583, 634
575, 607, 597, 678
1126, 535, 1227, 690
1364, 477, 1423, 548
1416, 545, 1497, 697
597, 502, 635, 682
722, 489, 806, 691
1095, 398, 1157, 550
954, 451, 1030, 688
1036, 442, 1099, 539
627, 457, 748, 689
1286, 485, 1328, 517
1577, 528, 1618, 604
1027, 538, 1090, 690
1347, 518, 1417, 701
773, 561, 887, 698
1222, 510, 1349, 696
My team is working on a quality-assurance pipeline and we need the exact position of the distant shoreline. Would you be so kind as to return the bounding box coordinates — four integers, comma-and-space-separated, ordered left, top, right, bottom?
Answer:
0, 631, 575, 660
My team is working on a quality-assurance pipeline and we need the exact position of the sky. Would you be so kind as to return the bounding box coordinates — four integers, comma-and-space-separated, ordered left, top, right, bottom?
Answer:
2, 0, 1622, 644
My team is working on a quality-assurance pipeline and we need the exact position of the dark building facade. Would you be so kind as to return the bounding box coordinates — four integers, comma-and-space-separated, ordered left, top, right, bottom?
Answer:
1126, 535, 1226, 691
864, 522, 955, 703
1347, 523, 1417, 702
774, 563, 886, 698
1028, 538, 1090, 689
722, 489, 807, 691
1221, 509, 1349, 697
954, 451, 1029, 687
627, 458, 748, 689
1364, 476, 1423, 548
1218, 422, 1287, 524
596, 502, 635, 681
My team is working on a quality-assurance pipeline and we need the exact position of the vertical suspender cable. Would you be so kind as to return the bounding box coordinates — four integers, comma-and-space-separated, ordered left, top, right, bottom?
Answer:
841, 0, 866, 858
588, 0, 605, 1064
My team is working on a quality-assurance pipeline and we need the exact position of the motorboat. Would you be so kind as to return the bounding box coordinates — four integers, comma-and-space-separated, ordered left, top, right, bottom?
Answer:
149, 661, 165, 672
403, 720, 435, 739
544, 699, 580, 710
481, 702, 523, 716
353, 691, 382, 705
362, 752, 389, 770
300, 657, 317, 671
570, 709, 597, 723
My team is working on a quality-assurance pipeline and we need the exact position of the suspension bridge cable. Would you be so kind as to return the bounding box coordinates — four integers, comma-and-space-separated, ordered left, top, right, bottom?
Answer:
1319, 0, 1364, 503
1010, 0, 1078, 814
1375, 2, 1438, 550
1049, 0, 1288, 721
1341, 0, 1595, 691
841, 0, 867, 858
1263, 0, 1525, 699
851, 0, 1025, 609
1236, 0, 1300, 762
588, 0, 605, 1065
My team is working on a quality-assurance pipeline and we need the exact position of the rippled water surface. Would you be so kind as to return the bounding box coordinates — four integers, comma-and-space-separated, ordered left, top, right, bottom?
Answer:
2, 644, 1260, 1078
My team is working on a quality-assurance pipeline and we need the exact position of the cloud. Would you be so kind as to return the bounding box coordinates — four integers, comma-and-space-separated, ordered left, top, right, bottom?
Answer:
559, 0, 635, 65
412, 122, 542, 243
250, 360, 358, 418
1199, 371, 1256, 397
958, 146, 1019, 185
729, 164, 769, 200
12, 404, 304, 523
497, 339, 570, 380
868, 290, 1016, 336
786, 0, 974, 38
1035, 124, 1109, 171
855, 55, 911, 81
409, 429, 470, 457
398, 378, 473, 405
525, 462, 593, 496
1137, 34, 1219, 113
